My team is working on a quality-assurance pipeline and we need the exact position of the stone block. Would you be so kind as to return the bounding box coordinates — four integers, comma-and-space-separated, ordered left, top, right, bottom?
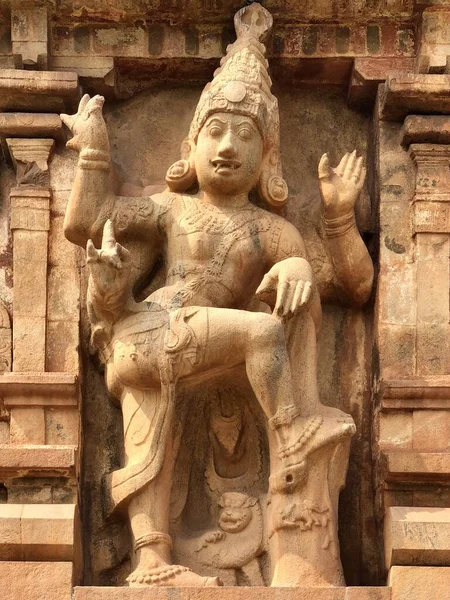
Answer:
45, 407, 79, 445
21, 503, 75, 560
47, 266, 80, 321
379, 412, 413, 449
0, 561, 72, 600
416, 323, 450, 376
0, 69, 79, 113
73, 588, 390, 600
49, 215, 79, 268
0, 445, 77, 477
380, 377, 450, 410
10, 407, 45, 445
51, 55, 114, 79
416, 237, 450, 325
0, 113, 63, 139
376, 324, 416, 379
380, 74, 450, 122
385, 507, 450, 568
413, 410, 450, 451
377, 263, 415, 326
46, 319, 80, 373
13, 315, 46, 372
92, 26, 146, 57
0, 504, 22, 559
0, 371, 78, 405
401, 116, 450, 147
0, 504, 76, 561
388, 566, 450, 600
384, 452, 450, 482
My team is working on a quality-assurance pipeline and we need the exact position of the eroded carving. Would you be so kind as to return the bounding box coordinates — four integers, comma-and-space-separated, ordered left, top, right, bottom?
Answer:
61, 2, 373, 589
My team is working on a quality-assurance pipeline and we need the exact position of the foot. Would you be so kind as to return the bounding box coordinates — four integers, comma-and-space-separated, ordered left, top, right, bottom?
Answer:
127, 564, 222, 587
270, 408, 355, 467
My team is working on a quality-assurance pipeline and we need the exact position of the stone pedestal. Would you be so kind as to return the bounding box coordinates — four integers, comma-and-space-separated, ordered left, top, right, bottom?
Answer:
74, 587, 391, 600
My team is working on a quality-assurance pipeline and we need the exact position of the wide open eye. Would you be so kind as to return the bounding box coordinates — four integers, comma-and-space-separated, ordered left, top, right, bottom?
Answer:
238, 127, 252, 141
209, 125, 223, 138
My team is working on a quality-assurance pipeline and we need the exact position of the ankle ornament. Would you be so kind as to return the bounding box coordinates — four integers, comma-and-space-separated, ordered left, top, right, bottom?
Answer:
278, 415, 323, 459
268, 405, 300, 430
134, 532, 173, 552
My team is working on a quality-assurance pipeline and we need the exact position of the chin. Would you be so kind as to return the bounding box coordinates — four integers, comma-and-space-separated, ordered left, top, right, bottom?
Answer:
203, 174, 253, 196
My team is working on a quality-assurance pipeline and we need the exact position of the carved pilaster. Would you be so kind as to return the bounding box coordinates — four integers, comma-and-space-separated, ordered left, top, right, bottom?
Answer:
6, 138, 53, 373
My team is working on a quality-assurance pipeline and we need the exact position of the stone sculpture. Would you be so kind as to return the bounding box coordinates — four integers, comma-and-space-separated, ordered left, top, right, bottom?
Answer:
61, 3, 373, 589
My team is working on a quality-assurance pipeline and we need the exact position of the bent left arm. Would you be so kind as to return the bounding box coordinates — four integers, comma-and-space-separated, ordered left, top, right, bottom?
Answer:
257, 221, 322, 330
318, 151, 374, 308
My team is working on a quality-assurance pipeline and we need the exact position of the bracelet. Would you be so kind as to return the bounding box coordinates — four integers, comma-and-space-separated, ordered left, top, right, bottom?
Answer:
323, 212, 355, 239
79, 147, 110, 171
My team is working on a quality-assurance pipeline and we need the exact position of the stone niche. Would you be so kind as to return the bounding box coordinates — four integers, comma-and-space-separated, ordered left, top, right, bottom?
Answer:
79, 84, 375, 587
0, 2, 450, 600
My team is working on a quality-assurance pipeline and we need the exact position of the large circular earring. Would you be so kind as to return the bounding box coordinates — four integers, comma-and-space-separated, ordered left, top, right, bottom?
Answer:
165, 159, 197, 192
267, 175, 288, 206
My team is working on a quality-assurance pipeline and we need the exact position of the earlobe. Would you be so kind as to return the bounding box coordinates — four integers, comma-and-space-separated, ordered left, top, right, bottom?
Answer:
165, 138, 197, 192
257, 149, 289, 207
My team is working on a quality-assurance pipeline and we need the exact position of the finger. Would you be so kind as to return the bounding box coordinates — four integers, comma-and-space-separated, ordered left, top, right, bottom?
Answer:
86, 239, 99, 263
78, 93, 90, 114
301, 281, 312, 306
335, 153, 349, 177
357, 166, 367, 189
318, 153, 332, 180
344, 150, 357, 179
256, 273, 277, 296
351, 156, 364, 181
282, 283, 296, 317
274, 280, 289, 316
291, 281, 305, 313
102, 219, 116, 251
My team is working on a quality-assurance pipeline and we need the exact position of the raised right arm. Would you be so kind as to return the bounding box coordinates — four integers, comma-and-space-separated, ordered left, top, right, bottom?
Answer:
61, 95, 159, 249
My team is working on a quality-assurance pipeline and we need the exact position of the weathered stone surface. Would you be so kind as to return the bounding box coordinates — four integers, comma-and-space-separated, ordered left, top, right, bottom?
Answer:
388, 566, 450, 600
384, 452, 450, 482
385, 507, 450, 568
0, 503, 76, 561
0, 113, 64, 139
0, 69, 79, 112
379, 74, 450, 121
0, 445, 77, 478
0, 561, 73, 600
74, 588, 391, 600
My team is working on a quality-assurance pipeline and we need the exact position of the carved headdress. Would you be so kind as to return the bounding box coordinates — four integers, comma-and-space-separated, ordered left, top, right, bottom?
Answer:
166, 2, 288, 207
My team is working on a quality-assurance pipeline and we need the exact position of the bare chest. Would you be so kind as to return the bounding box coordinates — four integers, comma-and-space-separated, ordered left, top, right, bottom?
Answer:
166, 203, 272, 274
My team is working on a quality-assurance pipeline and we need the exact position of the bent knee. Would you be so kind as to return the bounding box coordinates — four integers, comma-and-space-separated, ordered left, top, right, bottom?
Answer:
247, 313, 286, 347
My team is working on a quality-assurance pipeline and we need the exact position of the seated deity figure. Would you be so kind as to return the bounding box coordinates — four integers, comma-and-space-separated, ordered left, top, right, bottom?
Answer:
61, 3, 373, 589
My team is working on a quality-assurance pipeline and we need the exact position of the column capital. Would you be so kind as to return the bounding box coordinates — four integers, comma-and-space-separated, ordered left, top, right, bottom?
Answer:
6, 138, 54, 187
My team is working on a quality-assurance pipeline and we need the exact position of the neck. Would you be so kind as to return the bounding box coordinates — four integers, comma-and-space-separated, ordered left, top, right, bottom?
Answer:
200, 190, 250, 210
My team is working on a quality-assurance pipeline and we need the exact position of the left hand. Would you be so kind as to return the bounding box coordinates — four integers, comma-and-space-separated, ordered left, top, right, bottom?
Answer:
255, 257, 313, 318
318, 150, 366, 219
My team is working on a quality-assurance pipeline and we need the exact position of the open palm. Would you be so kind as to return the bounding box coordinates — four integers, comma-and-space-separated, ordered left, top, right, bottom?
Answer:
318, 151, 366, 219
61, 93, 109, 154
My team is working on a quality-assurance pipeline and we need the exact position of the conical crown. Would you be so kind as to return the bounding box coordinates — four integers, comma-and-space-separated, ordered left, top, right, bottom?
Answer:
188, 2, 279, 151
167, 2, 288, 207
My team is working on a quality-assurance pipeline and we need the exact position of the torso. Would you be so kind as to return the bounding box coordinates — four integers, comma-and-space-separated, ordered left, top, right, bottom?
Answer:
147, 194, 279, 311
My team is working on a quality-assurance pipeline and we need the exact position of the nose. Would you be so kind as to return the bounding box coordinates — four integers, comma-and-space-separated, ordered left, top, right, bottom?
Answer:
217, 131, 237, 158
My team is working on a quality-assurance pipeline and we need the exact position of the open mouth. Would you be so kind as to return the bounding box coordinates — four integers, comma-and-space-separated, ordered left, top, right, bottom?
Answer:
211, 159, 241, 173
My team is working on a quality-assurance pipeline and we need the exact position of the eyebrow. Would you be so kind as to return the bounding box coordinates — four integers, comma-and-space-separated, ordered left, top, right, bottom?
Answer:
237, 120, 256, 129
205, 117, 227, 126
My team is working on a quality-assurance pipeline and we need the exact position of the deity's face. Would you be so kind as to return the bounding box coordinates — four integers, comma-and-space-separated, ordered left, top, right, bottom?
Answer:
194, 112, 264, 197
